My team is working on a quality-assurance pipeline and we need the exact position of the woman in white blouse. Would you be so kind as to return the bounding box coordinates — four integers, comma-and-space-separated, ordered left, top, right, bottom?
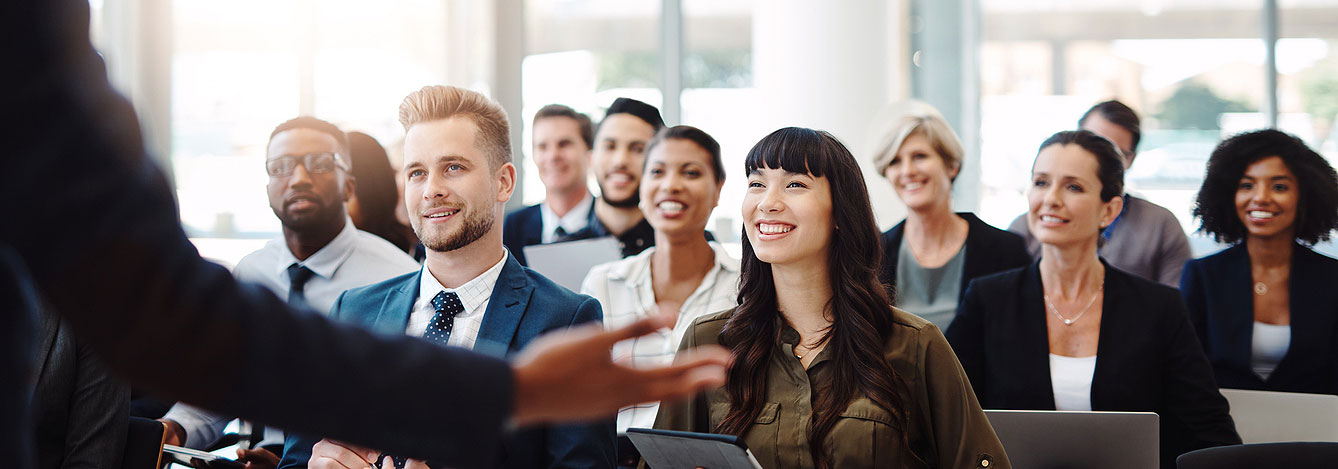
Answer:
580, 125, 739, 434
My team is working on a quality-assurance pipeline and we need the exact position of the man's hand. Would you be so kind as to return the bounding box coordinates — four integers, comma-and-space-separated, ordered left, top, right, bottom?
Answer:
236, 447, 280, 469
511, 313, 730, 427
308, 439, 429, 469
308, 439, 378, 469
159, 419, 186, 447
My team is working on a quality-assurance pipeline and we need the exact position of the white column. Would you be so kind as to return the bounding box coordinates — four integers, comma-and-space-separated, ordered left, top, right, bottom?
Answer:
752, 0, 908, 229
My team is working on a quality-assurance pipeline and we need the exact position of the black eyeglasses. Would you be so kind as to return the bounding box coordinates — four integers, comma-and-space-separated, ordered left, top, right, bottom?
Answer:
265, 152, 344, 177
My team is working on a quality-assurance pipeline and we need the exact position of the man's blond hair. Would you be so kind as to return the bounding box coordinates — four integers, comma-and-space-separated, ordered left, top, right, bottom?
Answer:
398, 85, 512, 168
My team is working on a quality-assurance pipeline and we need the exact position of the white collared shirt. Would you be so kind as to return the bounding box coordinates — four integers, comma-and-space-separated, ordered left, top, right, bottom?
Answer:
232, 218, 421, 315
580, 242, 740, 432
406, 251, 509, 351
539, 192, 593, 244
165, 218, 418, 450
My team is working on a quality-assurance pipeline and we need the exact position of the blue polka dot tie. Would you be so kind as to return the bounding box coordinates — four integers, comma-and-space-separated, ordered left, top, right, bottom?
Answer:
425, 291, 463, 345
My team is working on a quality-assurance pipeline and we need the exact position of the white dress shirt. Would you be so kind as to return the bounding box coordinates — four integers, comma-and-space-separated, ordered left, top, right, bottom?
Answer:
406, 251, 509, 351
581, 242, 740, 432
539, 192, 593, 244
232, 219, 421, 315
164, 219, 418, 449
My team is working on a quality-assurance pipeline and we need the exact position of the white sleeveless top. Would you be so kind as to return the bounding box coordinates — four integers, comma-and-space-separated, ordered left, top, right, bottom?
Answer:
1251, 321, 1291, 381
1050, 354, 1097, 411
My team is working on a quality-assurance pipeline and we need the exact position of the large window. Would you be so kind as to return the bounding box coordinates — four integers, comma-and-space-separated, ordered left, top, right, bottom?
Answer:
970, 0, 1338, 256
520, 0, 663, 207
170, 0, 458, 240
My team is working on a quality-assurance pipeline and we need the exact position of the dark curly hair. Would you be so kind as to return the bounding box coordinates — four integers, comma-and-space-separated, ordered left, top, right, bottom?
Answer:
1193, 129, 1338, 245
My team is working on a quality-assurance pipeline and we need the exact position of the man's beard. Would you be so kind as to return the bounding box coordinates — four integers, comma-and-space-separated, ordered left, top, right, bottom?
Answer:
279, 201, 343, 232
598, 181, 640, 208
420, 206, 495, 253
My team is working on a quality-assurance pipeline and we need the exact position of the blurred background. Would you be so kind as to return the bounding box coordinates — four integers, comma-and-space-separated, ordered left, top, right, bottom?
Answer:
86, 0, 1338, 266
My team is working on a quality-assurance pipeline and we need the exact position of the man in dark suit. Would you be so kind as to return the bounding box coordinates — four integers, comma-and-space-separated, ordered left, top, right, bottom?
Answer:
2, 1, 727, 467
284, 85, 615, 469
503, 105, 597, 266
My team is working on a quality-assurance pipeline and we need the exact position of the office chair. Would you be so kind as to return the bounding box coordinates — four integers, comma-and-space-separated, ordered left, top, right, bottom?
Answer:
1177, 442, 1338, 468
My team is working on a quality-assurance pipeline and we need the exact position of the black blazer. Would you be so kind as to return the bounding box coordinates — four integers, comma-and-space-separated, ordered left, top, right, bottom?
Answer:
3, 2, 515, 467
878, 212, 1030, 303
946, 261, 1240, 468
1180, 243, 1338, 394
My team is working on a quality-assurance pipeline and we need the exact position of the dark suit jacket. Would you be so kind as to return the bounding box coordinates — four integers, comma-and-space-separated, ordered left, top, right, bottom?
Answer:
878, 212, 1031, 303
280, 256, 616, 469
4, 1, 518, 466
1180, 243, 1338, 394
503, 203, 545, 266
32, 308, 129, 469
946, 261, 1240, 468
503, 200, 601, 266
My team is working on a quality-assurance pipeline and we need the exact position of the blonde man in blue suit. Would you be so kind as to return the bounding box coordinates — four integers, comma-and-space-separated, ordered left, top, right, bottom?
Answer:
280, 85, 615, 469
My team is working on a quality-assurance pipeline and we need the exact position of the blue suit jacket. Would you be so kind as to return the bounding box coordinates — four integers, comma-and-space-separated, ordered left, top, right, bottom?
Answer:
279, 254, 616, 469
1180, 243, 1338, 395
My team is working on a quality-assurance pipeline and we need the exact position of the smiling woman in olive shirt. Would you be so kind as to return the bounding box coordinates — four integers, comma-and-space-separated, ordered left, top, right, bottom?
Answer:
653, 127, 1007, 469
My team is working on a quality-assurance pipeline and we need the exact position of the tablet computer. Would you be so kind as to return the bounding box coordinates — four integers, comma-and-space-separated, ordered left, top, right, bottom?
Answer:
162, 445, 245, 468
625, 428, 763, 469
524, 236, 623, 292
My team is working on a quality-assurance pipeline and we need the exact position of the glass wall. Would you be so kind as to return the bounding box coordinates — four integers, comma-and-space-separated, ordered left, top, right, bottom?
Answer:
167, 0, 458, 240
681, 0, 755, 241
520, 0, 663, 206
977, 0, 1266, 246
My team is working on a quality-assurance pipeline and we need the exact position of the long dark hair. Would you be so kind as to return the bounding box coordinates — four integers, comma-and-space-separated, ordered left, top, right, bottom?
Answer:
718, 127, 910, 468
347, 131, 412, 252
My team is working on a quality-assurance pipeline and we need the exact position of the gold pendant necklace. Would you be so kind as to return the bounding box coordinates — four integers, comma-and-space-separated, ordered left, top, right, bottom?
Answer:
1254, 281, 1268, 296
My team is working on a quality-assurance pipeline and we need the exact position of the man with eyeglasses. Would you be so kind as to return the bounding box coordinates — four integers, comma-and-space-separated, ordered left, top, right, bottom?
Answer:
158, 117, 419, 468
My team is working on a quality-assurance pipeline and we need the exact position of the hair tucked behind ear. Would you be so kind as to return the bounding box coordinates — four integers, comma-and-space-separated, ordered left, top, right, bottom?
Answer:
718, 127, 915, 469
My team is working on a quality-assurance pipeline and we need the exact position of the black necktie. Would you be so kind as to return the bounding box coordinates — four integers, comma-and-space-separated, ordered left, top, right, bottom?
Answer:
553, 226, 569, 242
424, 291, 463, 345
286, 264, 316, 310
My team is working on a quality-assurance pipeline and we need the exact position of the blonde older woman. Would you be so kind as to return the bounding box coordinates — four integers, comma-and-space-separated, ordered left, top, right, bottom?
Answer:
872, 102, 1030, 328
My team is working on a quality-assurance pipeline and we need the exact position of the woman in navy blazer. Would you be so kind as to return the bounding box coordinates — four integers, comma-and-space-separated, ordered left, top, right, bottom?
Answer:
1181, 129, 1338, 395
946, 130, 1239, 468
871, 101, 1030, 329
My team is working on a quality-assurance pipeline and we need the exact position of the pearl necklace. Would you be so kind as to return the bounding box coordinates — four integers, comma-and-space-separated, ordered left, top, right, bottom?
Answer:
1044, 281, 1104, 326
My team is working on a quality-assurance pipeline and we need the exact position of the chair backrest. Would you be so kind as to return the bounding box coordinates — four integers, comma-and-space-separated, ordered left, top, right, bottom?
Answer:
124, 417, 166, 469
1177, 442, 1338, 468
1219, 388, 1338, 443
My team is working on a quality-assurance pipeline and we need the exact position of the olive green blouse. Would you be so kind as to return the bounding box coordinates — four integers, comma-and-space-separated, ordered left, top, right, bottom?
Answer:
652, 307, 1008, 469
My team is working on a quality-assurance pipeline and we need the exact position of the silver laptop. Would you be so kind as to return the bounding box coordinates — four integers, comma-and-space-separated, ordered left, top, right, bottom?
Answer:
985, 410, 1159, 469
523, 236, 623, 292
1220, 388, 1338, 443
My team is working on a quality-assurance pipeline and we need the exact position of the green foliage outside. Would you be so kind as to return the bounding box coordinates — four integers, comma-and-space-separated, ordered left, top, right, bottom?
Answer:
1156, 82, 1254, 130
